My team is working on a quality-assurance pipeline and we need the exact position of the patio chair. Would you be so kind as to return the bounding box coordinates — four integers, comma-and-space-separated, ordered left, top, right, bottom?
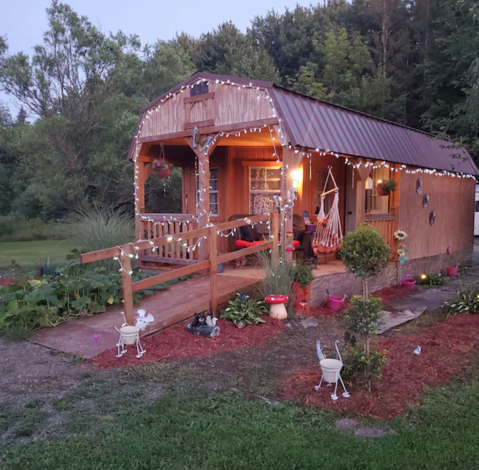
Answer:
228, 214, 267, 268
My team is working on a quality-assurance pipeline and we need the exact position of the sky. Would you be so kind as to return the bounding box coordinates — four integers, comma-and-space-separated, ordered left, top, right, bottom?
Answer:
0, 0, 315, 114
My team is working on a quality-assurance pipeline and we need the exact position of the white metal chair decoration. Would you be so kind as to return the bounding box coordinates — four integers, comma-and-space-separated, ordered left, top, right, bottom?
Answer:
115, 309, 154, 359
315, 340, 350, 400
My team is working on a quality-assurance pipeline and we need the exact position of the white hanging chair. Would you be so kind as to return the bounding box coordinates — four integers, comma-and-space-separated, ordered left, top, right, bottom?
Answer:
313, 168, 343, 254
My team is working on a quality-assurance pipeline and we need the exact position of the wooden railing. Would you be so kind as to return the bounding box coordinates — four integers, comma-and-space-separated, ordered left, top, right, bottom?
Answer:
138, 214, 199, 264
81, 212, 279, 325
365, 212, 397, 257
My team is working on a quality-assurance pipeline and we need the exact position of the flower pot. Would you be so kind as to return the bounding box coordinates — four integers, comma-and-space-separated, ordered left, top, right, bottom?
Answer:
320, 358, 343, 383
120, 325, 140, 345
377, 186, 389, 196
217, 263, 225, 274
305, 224, 316, 232
156, 169, 171, 178
446, 266, 458, 277
400, 278, 416, 289
292, 282, 311, 316
326, 295, 344, 312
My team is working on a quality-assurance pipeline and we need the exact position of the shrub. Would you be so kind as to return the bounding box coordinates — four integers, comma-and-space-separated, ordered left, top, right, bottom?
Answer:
340, 224, 390, 299
221, 294, 267, 328
342, 344, 387, 382
65, 207, 134, 273
0, 213, 67, 242
292, 262, 314, 287
418, 273, 446, 286
446, 286, 479, 315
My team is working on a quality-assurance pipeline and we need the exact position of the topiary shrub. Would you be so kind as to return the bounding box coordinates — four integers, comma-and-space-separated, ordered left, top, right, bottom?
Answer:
342, 344, 387, 383
340, 223, 390, 299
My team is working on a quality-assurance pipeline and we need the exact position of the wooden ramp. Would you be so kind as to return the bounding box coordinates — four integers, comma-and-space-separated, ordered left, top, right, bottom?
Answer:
30, 272, 261, 359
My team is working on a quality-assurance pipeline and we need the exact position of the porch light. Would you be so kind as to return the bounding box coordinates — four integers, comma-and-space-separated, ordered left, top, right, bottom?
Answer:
365, 177, 373, 190
420, 274, 427, 280
377, 179, 383, 185
292, 169, 303, 190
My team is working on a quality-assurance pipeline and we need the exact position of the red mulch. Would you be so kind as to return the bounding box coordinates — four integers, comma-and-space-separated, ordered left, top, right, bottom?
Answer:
92, 315, 284, 370
282, 314, 479, 419
311, 284, 418, 318
0, 278, 16, 286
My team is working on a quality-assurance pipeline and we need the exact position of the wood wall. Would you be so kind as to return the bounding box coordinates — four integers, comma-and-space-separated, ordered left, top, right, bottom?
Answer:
398, 173, 475, 259
139, 83, 276, 138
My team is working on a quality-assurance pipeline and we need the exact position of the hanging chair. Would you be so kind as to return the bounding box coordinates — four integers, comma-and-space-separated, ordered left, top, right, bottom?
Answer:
313, 168, 343, 254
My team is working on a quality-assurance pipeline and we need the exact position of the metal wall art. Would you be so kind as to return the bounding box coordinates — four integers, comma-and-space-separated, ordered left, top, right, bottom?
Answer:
423, 194, 430, 209
429, 210, 436, 226
416, 178, 423, 195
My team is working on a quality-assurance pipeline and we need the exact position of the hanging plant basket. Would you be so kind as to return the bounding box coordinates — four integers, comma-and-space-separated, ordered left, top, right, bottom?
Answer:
377, 185, 389, 196
155, 168, 171, 178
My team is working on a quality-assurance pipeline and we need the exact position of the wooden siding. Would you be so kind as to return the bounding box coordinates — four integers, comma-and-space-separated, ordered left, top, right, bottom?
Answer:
398, 173, 475, 259
139, 83, 276, 139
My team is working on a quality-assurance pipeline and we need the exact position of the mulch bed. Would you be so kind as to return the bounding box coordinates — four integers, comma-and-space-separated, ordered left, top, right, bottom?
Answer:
92, 315, 284, 370
281, 313, 479, 419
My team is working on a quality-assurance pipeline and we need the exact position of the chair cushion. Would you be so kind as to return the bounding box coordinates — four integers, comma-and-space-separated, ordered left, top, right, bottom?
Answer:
235, 240, 263, 248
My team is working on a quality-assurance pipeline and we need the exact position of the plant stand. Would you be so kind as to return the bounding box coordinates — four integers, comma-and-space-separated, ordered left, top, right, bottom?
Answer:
115, 325, 146, 358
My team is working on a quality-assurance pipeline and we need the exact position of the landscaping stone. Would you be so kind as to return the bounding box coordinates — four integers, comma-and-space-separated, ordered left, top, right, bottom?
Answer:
301, 317, 319, 329
378, 307, 427, 334
355, 427, 396, 438
335, 418, 358, 431
390, 288, 455, 312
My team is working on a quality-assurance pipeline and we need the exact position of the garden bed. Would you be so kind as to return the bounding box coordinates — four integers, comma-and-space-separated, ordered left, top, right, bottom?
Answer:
282, 313, 479, 419
91, 315, 284, 369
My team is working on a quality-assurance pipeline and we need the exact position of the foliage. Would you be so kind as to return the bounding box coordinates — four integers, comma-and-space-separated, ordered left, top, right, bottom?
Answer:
259, 252, 294, 297
345, 295, 384, 336
65, 207, 134, 273
0, 251, 173, 336
0, 214, 67, 242
340, 224, 390, 279
342, 343, 387, 382
418, 273, 446, 287
292, 262, 314, 287
446, 286, 479, 315
152, 159, 174, 171
221, 294, 267, 327
381, 179, 397, 191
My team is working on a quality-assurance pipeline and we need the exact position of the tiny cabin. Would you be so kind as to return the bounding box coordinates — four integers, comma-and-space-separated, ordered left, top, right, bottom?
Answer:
129, 72, 477, 302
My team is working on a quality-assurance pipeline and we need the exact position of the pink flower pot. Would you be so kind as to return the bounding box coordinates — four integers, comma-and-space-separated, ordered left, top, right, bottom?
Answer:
446, 267, 458, 277
400, 278, 416, 289
327, 295, 344, 312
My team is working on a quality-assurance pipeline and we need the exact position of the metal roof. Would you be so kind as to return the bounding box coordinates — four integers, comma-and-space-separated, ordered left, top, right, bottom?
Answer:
133, 72, 478, 175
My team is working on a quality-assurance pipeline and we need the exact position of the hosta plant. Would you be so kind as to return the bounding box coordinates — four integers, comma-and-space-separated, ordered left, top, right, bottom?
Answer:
446, 286, 479, 315
221, 294, 267, 328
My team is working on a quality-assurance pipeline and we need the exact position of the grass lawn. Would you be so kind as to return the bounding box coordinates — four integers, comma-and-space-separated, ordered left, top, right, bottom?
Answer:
0, 239, 77, 267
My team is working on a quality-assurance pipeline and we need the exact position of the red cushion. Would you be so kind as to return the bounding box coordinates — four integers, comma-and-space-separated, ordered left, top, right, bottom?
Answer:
235, 240, 263, 248
292, 240, 300, 247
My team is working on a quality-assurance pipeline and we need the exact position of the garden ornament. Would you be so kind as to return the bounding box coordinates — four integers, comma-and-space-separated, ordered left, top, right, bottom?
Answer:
206, 312, 218, 327
115, 312, 146, 359
413, 346, 421, 356
187, 312, 220, 337
315, 340, 350, 400
135, 309, 154, 331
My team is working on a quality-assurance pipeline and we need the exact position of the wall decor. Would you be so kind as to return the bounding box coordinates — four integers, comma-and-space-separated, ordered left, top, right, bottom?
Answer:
429, 210, 436, 226
423, 194, 430, 209
416, 178, 423, 195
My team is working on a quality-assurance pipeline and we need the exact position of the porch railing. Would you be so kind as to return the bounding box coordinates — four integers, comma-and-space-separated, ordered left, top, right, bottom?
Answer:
138, 214, 199, 264
365, 213, 397, 257
80, 212, 279, 326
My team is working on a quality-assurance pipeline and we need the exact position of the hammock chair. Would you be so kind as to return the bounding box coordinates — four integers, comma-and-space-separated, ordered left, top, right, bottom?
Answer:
313, 168, 343, 254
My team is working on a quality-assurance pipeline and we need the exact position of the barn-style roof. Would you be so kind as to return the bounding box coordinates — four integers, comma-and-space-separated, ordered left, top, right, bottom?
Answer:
135, 72, 478, 175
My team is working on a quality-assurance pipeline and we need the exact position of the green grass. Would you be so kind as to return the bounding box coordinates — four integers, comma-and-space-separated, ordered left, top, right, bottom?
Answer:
2, 381, 479, 469
0, 239, 77, 267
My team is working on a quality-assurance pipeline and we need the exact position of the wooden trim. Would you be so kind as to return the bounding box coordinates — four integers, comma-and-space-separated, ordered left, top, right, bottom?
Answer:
215, 213, 269, 232
365, 213, 395, 222
241, 161, 282, 168
184, 119, 215, 129
121, 248, 134, 324
183, 92, 215, 104
132, 261, 210, 292
139, 118, 279, 144
138, 256, 197, 266
140, 213, 196, 223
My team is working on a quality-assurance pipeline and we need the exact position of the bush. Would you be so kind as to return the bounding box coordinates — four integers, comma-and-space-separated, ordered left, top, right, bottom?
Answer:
446, 286, 479, 315
0, 213, 67, 242
292, 262, 314, 287
65, 207, 135, 273
342, 344, 387, 382
221, 294, 267, 327
418, 273, 446, 286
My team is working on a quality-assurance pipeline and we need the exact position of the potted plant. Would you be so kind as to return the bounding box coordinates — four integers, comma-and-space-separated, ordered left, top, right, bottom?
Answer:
400, 273, 416, 289
446, 246, 459, 277
220, 294, 267, 328
377, 179, 396, 196
292, 262, 314, 316
152, 159, 173, 178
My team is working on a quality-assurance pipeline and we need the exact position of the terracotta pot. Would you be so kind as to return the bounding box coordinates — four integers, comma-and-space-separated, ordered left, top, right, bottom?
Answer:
292, 282, 311, 316
446, 266, 459, 277
156, 168, 171, 178
400, 278, 416, 288
377, 186, 389, 196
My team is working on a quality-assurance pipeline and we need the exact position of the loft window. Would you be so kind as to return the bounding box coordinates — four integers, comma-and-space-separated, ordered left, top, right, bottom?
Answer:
190, 82, 209, 97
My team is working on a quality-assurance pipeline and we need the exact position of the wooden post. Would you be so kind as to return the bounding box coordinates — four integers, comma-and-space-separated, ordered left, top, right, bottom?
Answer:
120, 247, 135, 325
282, 148, 295, 262
271, 210, 279, 268
209, 225, 218, 316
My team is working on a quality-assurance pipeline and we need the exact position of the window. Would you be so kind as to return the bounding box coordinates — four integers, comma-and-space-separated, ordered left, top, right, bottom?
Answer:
249, 167, 281, 214
366, 167, 390, 214
190, 81, 209, 96
196, 168, 219, 216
